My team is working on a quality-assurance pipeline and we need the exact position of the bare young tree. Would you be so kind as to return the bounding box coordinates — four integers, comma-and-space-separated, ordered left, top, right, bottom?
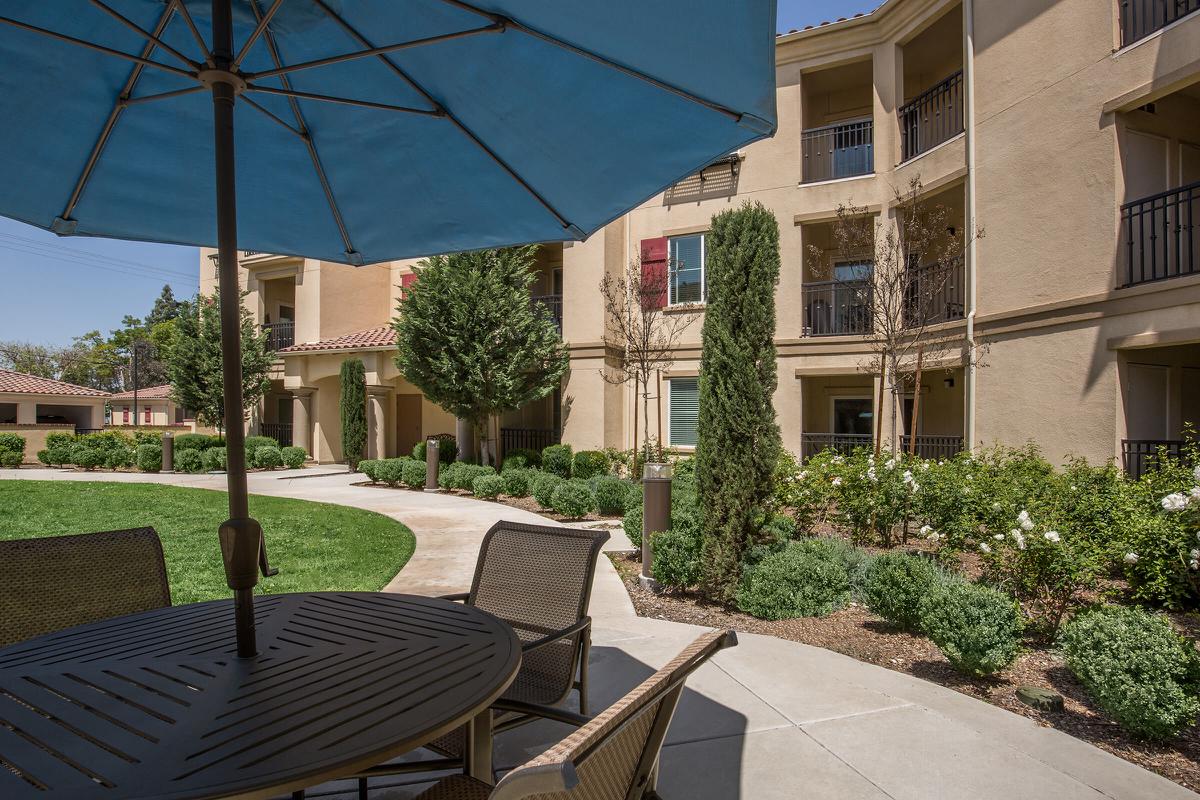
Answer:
599, 256, 696, 461
808, 176, 982, 453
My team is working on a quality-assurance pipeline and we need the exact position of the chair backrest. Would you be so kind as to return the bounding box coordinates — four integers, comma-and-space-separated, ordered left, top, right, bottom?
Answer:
0, 528, 171, 648
489, 629, 737, 800
469, 521, 609, 705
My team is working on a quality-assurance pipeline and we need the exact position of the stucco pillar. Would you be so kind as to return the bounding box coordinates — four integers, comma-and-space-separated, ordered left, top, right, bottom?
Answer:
16, 401, 36, 425
456, 417, 476, 463
291, 389, 313, 457
367, 386, 389, 460
88, 402, 105, 430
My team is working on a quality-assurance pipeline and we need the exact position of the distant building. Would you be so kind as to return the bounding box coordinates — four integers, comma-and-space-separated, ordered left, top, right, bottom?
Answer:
108, 384, 190, 428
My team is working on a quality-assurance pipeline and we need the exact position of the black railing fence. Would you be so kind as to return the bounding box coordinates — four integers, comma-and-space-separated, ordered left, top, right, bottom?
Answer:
1119, 0, 1199, 46
533, 294, 563, 334
261, 422, 293, 448
1119, 181, 1199, 288
900, 434, 964, 461
500, 427, 559, 460
802, 280, 873, 337
904, 259, 965, 327
801, 118, 874, 183
1122, 439, 1187, 479
899, 70, 964, 161
800, 433, 873, 460
262, 321, 295, 350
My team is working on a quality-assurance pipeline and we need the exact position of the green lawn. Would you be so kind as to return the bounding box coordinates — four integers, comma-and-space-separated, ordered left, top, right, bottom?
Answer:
0, 481, 415, 604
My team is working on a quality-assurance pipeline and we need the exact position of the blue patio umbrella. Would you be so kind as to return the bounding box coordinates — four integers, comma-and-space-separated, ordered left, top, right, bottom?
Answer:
0, 0, 777, 654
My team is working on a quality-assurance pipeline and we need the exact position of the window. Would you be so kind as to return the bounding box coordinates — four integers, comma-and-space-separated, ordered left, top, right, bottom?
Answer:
832, 397, 873, 435
144, 407, 151, 424
122, 407, 129, 423
668, 377, 700, 447
668, 233, 706, 305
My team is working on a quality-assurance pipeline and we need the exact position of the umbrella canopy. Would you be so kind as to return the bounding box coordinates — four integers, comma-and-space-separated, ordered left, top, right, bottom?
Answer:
0, 0, 777, 654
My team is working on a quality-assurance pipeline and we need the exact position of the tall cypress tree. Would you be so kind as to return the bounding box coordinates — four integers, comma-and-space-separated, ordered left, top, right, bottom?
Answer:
696, 202, 782, 601
339, 358, 367, 471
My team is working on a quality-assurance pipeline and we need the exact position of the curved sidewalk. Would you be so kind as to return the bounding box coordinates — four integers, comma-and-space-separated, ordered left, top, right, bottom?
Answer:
1, 467, 1193, 800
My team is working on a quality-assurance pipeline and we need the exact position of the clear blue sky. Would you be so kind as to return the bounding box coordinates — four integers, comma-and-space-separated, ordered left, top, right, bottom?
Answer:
0, 0, 872, 348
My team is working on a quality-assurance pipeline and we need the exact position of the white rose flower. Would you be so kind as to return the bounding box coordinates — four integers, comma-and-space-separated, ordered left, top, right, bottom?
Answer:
1193, 464, 1200, 483
920, 461, 930, 471
1013, 531, 1026, 550
866, 467, 877, 482
1190, 486, 1200, 500
1161, 492, 1189, 511
992, 502, 1002, 511
885, 457, 897, 470
1191, 548, 1200, 561
1123, 552, 1139, 565
1043, 530, 1061, 543
919, 524, 932, 536
831, 477, 842, 486
1191, 560, 1199, 571
993, 533, 1005, 541
927, 531, 942, 543
979, 542, 992, 554
1017, 510, 1034, 531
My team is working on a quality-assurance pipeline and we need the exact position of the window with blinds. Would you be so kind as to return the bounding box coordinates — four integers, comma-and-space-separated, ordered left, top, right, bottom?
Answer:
668, 377, 700, 447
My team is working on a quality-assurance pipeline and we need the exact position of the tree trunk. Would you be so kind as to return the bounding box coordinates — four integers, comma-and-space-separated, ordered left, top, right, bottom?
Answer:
632, 374, 639, 468
874, 368, 885, 457
908, 346, 924, 456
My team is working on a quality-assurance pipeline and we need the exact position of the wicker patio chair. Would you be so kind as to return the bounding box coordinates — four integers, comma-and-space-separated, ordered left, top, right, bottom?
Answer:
412, 629, 738, 800
0, 527, 171, 648
348, 521, 610, 796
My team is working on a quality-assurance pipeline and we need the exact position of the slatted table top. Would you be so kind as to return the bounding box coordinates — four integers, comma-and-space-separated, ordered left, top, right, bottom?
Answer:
0, 592, 521, 800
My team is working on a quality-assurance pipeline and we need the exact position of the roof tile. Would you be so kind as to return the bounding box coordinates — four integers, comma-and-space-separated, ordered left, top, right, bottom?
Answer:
277, 326, 396, 354
0, 369, 110, 398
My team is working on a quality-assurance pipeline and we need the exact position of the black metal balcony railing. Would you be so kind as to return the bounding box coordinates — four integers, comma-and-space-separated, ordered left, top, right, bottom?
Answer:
532, 294, 563, 334
800, 433, 873, 461
801, 118, 874, 183
1122, 439, 1190, 479
802, 280, 873, 337
1119, 0, 1200, 46
1120, 181, 1199, 288
900, 434, 964, 461
500, 427, 560, 460
262, 321, 295, 350
261, 422, 293, 448
899, 70, 964, 162
904, 259, 965, 328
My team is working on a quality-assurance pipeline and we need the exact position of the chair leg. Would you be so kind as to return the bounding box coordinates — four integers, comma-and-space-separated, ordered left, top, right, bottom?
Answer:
292, 792, 305, 800
358, 776, 369, 800
578, 628, 592, 716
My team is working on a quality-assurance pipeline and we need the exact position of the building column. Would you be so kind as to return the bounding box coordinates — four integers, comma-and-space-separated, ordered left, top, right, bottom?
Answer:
367, 386, 389, 460
291, 388, 314, 457
16, 401, 36, 425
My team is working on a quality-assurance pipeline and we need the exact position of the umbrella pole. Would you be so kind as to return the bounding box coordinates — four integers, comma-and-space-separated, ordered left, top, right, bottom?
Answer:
212, 0, 261, 659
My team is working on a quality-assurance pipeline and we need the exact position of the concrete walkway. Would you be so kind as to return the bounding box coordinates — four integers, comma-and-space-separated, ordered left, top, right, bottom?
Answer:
2, 467, 1194, 800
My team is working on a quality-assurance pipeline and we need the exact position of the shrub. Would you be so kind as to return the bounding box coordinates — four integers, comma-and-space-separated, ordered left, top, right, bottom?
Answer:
572, 450, 608, 480
377, 458, 407, 486
281, 446, 307, 469
542, 443, 573, 478
502, 448, 541, 470
736, 541, 851, 620
0, 432, 25, 460
45, 431, 74, 449
77, 430, 134, 455
413, 434, 458, 466
502, 468, 532, 497
173, 433, 220, 451
202, 446, 227, 472
132, 430, 162, 448
106, 446, 135, 469
46, 445, 73, 466
593, 476, 630, 515
136, 443, 162, 472
532, 472, 565, 508
440, 463, 495, 491
173, 448, 204, 473
651, 529, 703, 588
70, 444, 103, 470
919, 581, 1022, 677
340, 358, 367, 471
863, 552, 946, 631
402, 458, 428, 489
473, 474, 504, 499
1059, 605, 1200, 741
36, 449, 52, 466
0, 450, 21, 468
243, 435, 278, 462
359, 459, 381, 482
437, 461, 463, 490
551, 481, 595, 519
254, 445, 283, 470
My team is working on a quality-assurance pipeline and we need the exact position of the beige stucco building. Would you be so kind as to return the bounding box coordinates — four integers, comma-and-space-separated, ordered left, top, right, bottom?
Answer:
202, 0, 1200, 473
0, 369, 109, 462
108, 384, 189, 428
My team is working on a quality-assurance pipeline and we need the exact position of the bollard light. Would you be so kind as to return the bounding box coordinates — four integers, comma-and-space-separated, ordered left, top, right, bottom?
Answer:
425, 437, 440, 491
641, 461, 673, 591
162, 431, 174, 473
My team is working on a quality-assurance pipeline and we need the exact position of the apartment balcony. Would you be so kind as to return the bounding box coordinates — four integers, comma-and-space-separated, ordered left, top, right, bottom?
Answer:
801, 118, 874, 183
1122, 438, 1187, 479
500, 426, 560, 458
802, 280, 873, 337
1119, 0, 1199, 47
1119, 181, 1199, 288
899, 71, 964, 162
900, 434, 964, 461
800, 433, 873, 460
261, 422, 293, 448
533, 293, 563, 334
262, 321, 295, 350
904, 259, 965, 328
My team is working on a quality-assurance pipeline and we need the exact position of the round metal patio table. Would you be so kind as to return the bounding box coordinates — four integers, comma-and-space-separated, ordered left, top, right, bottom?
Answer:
0, 592, 521, 800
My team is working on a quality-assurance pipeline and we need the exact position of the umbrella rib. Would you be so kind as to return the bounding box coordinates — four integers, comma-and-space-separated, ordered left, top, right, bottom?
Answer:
250, 0, 357, 261
309, 0, 580, 236
87, 0, 200, 70
435, 0, 745, 124
0, 14, 195, 80
242, 95, 306, 139
243, 84, 444, 116
173, 0, 212, 64
233, 0, 285, 69
121, 85, 206, 106
60, 2, 181, 225
243, 24, 504, 82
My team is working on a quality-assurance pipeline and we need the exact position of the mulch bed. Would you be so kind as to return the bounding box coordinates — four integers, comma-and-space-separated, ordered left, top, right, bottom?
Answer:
608, 552, 1200, 792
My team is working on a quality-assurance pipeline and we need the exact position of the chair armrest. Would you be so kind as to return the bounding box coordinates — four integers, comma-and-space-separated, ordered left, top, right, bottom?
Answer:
493, 698, 592, 729
521, 616, 591, 655
438, 592, 471, 603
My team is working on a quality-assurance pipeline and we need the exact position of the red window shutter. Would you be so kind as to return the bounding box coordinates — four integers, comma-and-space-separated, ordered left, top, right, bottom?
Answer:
122, 407, 129, 423
400, 272, 416, 298
145, 407, 151, 423
639, 237, 668, 310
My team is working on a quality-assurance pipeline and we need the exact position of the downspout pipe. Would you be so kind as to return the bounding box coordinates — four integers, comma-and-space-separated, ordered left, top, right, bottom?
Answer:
964, 0, 979, 453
